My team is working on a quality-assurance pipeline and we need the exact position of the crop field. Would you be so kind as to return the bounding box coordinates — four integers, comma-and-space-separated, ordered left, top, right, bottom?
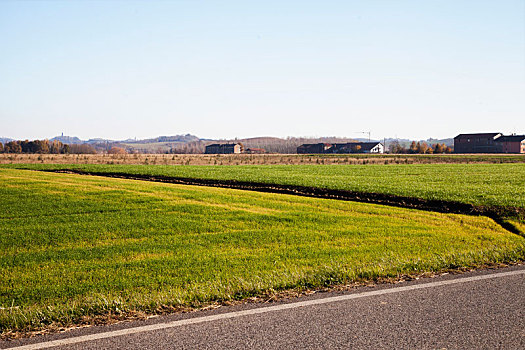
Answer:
1, 168, 524, 336
1, 153, 524, 166
5, 163, 525, 217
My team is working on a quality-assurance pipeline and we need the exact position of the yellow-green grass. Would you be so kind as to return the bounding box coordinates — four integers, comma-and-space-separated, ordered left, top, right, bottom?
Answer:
1, 168, 524, 335
4, 163, 525, 215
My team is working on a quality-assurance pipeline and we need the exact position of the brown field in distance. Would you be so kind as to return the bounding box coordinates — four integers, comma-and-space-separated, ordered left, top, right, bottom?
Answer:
1, 153, 524, 165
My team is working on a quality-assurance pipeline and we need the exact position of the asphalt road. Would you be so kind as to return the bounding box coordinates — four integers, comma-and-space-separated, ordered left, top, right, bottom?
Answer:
3, 265, 524, 350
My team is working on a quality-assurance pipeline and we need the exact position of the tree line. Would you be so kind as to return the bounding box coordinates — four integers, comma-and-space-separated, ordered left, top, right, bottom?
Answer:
389, 141, 452, 154
0, 140, 97, 154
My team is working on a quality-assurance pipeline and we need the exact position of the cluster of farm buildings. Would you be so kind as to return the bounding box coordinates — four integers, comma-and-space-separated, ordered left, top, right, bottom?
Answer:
204, 133, 525, 155
204, 141, 384, 154
296, 142, 384, 154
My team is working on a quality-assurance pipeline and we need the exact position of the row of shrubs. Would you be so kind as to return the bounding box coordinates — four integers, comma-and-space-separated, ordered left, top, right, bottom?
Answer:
389, 141, 453, 154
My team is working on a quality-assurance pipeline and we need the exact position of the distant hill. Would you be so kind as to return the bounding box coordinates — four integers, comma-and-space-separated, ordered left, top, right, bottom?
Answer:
126, 134, 200, 144
85, 138, 113, 144
0, 137, 13, 144
425, 138, 454, 146
117, 134, 201, 153
41, 134, 202, 153
50, 135, 84, 144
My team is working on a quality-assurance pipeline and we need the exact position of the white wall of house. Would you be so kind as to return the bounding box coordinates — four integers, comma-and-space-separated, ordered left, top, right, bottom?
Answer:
370, 143, 384, 153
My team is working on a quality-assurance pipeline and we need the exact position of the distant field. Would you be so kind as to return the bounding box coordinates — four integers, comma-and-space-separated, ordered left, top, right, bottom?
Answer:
119, 141, 182, 153
1, 168, 524, 335
6, 163, 525, 216
1, 153, 524, 166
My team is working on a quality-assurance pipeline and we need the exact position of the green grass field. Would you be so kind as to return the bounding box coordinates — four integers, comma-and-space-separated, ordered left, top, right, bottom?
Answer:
5, 163, 525, 214
1, 168, 524, 335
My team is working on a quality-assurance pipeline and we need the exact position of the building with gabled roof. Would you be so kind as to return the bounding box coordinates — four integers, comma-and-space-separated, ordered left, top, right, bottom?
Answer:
205, 143, 243, 154
297, 143, 332, 154
453, 133, 502, 153
495, 135, 525, 154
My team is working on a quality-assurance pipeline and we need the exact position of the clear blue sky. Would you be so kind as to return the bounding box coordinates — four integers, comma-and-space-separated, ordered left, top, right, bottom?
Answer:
1, 0, 524, 141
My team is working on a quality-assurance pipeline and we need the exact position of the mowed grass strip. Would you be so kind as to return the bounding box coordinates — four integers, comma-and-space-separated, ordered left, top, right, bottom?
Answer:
5, 163, 525, 213
1, 168, 524, 335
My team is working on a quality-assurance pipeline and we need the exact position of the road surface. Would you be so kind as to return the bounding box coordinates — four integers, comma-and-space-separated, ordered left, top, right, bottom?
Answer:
2, 265, 524, 349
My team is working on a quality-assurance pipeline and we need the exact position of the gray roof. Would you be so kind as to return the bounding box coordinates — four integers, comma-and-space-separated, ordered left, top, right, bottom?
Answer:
495, 135, 525, 142
206, 143, 240, 147
454, 133, 502, 139
355, 142, 382, 151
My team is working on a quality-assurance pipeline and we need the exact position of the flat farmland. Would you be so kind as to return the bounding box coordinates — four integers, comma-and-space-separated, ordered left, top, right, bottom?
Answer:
1, 168, 524, 336
1, 153, 525, 166
6, 163, 525, 216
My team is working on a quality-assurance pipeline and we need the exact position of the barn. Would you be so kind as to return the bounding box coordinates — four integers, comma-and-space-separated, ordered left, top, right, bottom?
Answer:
453, 133, 502, 153
496, 135, 525, 154
297, 143, 332, 154
205, 143, 243, 154
454, 133, 525, 153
